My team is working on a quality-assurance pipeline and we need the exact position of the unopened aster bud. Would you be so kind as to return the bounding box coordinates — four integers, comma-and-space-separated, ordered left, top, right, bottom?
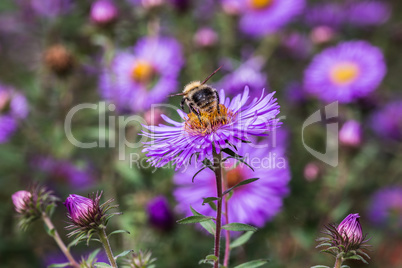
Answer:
339, 120, 362, 148
123, 250, 156, 268
90, 0, 118, 26
194, 27, 218, 48
12, 190, 32, 214
44, 44, 74, 76
317, 213, 371, 263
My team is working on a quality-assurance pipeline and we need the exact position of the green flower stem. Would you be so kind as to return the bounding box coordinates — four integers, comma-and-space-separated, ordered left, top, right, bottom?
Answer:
98, 227, 118, 268
41, 213, 80, 268
334, 255, 343, 268
213, 151, 223, 268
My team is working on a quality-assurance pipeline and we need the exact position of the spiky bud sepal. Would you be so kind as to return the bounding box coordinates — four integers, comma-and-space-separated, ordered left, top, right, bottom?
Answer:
12, 185, 59, 230
122, 250, 156, 268
316, 215, 371, 264
64, 191, 121, 245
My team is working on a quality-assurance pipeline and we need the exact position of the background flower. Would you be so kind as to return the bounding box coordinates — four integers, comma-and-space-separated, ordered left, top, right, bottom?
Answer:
369, 100, 402, 141
368, 187, 402, 228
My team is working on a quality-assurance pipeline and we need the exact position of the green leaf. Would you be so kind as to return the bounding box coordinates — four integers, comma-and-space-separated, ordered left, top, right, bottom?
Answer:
221, 148, 254, 171
222, 223, 257, 232
202, 197, 220, 205
108, 229, 130, 238
230, 231, 254, 249
190, 206, 216, 235
87, 248, 101, 263
114, 249, 134, 260
47, 263, 71, 268
94, 262, 112, 268
177, 215, 215, 224
222, 178, 259, 196
233, 259, 269, 268
205, 255, 218, 261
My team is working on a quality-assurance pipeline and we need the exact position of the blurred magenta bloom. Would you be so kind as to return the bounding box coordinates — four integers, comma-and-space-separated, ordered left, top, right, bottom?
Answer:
368, 187, 402, 228
222, 0, 305, 37
12, 190, 32, 214
345, 0, 391, 27
216, 57, 267, 96
90, 0, 118, 25
64, 194, 98, 226
99, 36, 184, 113
304, 41, 386, 103
174, 130, 290, 227
370, 101, 402, 141
142, 87, 281, 169
337, 213, 363, 247
147, 196, 174, 231
339, 120, 363, 147
0, 84, 28, 143
35, 157, 95, 190
303, 162, 320, 182
194, 27, 218, 48
310, 26, 336, 44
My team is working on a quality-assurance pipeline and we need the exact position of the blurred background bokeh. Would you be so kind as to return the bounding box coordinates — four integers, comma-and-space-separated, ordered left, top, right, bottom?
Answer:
1, 0, 401, 267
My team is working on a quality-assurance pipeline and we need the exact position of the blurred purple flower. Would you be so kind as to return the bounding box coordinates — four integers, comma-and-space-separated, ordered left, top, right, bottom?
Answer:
215, 57, 267, 96
35, 157, 95, 190
281, 32, 312, 59
304, 41, 386, 103
174, 130, 290, 228
0, 84, 28, 143
12, 190, 32, 214
303, 162, 320, 182
147, 196, 174, 231
17, 0, 72, 19
222, 0, 305, 37
142, 87, 281, 169
345, 0, 391, 27
99, 36, 184, 113
337, 213, 363, 247
368, 187, 402, 228
284, 82, 306, 105
310, 26, 336, 44
193, 27, 218, 48
90, 0, 118, 25
370, 101, 402, 141
339, 120, 363, 148
304, 2, 344, 29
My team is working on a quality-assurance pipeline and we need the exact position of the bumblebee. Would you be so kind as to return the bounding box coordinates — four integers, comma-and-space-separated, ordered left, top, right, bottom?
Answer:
171, 66, 222, 122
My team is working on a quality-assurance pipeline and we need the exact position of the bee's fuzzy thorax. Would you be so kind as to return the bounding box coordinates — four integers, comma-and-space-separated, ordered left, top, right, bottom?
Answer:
183, 81, 201, 93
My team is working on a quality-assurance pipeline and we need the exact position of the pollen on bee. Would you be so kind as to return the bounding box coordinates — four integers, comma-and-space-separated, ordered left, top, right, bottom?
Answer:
184, 104, 234, 136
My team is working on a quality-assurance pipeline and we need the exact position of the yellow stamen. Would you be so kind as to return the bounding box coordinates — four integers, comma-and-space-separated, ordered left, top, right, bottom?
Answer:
131, 60, 155, 83
226, 167, 244, 189
330, 62, 360, 85
249, 0, 273, 10
184, 104, 233, 136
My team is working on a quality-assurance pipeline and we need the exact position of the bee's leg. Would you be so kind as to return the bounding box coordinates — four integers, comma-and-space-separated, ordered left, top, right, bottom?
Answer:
189, 104, 202, 123
214, 90, 220, 114
180, 98, 186, 111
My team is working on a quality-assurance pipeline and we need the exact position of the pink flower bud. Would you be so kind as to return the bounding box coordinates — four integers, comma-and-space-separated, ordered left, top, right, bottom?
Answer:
12, 190, 32, 213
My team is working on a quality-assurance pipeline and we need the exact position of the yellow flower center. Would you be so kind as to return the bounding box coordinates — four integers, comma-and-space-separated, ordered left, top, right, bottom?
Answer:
330, 62, 360, 85
226, 167, 244, 189
184, 104, 233, 136
131, 60, 155, 83
249, 0, 273, 10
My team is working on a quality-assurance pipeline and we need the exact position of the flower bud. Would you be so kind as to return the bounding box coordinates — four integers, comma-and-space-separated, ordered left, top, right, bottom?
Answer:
90, 0, 118, 26
64, 194, 101, 228
304, 162, 320, 182
44, 44, 74, 76
123, 250, 156, 268
194, 27, 218, 48
337, 213, 363, 247
12, 190, 32, 214
339, 120, 362, 148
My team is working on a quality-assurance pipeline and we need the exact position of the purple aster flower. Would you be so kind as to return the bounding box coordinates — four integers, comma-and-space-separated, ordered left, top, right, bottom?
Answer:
230, 0, 305, 37
215, 57, 267, 97
369, 101, 402, 141
0, 84, 28, 143
368, 187, 402, 228
173, 130, 290, 227
304, 41, 386, 103
90, 0, 118, 25
142, 87, 281, 169
304, 2, 344, 29
147, 196, 174, 231
345, 0, 391, 27
35, 157, 95, 190
12, 190, 32, 214
337, 213, 364, 247
99, 36, 184, 113
339, 120, 363, 148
